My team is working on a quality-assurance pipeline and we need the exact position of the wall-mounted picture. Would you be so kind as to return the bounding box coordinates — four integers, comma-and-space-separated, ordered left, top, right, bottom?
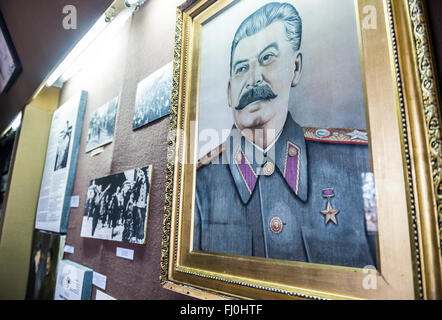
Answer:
0, 11, 21, 94
26, 231, 66, 300
54, 260, 93, 300
80, 165, 153, 244
133, 61, 173, 130
161, 0, 441, 300
35, 91, 87, 233
85, 96, 118, 153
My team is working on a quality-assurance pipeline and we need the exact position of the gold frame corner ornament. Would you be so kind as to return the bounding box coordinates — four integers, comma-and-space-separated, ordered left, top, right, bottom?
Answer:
160, 0, 442, 300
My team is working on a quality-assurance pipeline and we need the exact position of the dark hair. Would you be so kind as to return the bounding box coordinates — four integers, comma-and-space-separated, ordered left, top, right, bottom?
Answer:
230, 2, 302, 74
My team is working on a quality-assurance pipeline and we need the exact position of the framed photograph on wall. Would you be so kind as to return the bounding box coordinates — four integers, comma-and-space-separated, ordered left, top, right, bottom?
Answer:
80, 165, 153, 244
133, 62, 173, 130
85, 96, 119, 153
26, 231, 66, 300
0, 11, 21, 94
161, 0, 442, 299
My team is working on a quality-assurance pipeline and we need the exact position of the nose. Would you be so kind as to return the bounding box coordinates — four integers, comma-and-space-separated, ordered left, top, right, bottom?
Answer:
246, 62, 263, 88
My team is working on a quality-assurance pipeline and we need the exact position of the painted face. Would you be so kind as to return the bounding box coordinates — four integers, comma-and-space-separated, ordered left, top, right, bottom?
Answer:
228, 21, 301, 131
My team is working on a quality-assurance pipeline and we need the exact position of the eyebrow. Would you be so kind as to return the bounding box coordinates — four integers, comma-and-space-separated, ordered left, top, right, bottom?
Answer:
232, 59, 249, 72
259, 43, 279, 57
232, 43, 280, 72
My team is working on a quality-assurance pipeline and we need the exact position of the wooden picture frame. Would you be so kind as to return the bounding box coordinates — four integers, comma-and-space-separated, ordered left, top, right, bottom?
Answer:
161, 0, 442, 300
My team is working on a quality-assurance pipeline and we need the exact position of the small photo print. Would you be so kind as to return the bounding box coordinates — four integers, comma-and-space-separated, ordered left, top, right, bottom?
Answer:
85, 96, 118, 153
133, 62, 173, 130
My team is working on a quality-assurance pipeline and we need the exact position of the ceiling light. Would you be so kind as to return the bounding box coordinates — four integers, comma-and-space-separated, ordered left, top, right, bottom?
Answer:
124, 0, 148, 9
0, 112, 22, 138
45, 0, 131, 87
46, 15, 108, 87
10, 113, 22, 131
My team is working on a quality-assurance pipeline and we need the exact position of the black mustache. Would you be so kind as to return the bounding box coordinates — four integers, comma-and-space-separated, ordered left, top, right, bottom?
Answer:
234, 84, 277, 110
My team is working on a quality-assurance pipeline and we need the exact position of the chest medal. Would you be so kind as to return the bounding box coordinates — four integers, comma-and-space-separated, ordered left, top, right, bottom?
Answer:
321, 188, 340, 225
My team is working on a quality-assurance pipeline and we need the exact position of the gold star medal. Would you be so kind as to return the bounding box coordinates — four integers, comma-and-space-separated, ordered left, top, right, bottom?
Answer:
321, 188, 340, 225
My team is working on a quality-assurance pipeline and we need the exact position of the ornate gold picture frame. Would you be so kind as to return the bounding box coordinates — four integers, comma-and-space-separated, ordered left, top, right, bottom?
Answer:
161, 0, 442, 300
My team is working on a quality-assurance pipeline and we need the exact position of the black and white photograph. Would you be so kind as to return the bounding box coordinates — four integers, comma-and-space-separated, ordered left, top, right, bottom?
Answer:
85, 96, 118, 153
133, 61, 173, 130
0, 11, 21, 94
54, 120, 72, 171
80, 165, 153, 244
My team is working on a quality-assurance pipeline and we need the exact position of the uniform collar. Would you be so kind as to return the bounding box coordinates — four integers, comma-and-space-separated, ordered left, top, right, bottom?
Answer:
227, 113, 308, 204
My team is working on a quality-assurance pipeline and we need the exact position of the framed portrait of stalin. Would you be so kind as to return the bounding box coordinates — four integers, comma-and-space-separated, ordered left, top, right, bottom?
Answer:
161, 0, 442, 300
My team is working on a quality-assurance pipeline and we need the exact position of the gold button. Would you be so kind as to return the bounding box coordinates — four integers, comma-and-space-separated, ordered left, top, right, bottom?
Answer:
270, 217, 283, 234
289, 147, 297, 157
263, 161, 275, 176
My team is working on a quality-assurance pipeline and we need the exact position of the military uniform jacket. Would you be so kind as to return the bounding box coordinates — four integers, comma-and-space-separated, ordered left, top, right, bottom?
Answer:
194, 113, 376, 268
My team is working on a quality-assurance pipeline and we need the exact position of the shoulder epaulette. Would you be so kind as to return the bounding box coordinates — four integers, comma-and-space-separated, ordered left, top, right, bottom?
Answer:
197, 142, 226, 170
303, 127, 369, 145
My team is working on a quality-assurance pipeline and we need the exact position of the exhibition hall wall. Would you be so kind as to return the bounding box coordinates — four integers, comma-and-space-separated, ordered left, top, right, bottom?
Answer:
0, 0, 441, 301
56, 0, 190, 300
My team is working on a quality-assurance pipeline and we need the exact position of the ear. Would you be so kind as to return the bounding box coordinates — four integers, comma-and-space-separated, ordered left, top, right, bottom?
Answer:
227, 80, 233, 108
291, 52, 303, 87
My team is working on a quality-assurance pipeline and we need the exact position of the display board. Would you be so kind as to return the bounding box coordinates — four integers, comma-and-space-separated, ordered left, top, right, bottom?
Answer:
54, 260, 93, 300
26, 231, 66, 300
35, 91, 87, 233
